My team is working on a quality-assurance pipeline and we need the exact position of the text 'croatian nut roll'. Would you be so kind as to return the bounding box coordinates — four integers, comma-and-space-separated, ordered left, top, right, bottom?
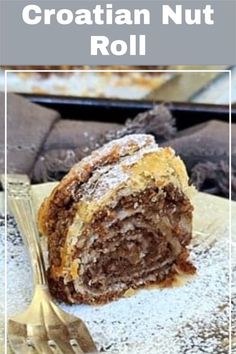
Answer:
38, 134, 196, 304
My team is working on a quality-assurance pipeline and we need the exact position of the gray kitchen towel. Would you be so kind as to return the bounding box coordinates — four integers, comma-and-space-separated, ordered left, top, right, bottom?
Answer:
0, 93, 60, 176
33, 119, 121, 182
2, 93, 234, 199
43, 119, 121, 153
32, 105, 176, 182
162, 120, 236, 199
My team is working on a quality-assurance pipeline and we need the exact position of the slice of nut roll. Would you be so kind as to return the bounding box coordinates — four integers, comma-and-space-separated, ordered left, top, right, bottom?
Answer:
38, 134, 196, 304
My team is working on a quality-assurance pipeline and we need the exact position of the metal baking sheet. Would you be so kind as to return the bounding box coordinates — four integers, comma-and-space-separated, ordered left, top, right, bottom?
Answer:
21, 94, 236, 129
1, 66, 233, 104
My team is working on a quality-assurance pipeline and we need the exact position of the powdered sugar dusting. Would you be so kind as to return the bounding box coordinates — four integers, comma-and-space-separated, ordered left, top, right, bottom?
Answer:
72, 134, 157, 174
1, 190, 231, 354
80, 141, 163, 202
92, 134, 156, 157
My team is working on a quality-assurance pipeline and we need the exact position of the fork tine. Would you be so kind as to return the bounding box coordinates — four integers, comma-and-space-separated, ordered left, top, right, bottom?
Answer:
68, 321, 97, 353
9, 337, 37, 354
69, 339, 88, 354
31, 338, 55, 354
53, 337, 82, 354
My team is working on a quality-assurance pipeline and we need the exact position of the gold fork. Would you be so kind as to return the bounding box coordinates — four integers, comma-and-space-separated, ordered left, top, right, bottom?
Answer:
2, 174, 98, 354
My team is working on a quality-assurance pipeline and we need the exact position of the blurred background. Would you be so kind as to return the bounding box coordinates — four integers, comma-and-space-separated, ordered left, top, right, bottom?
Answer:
1, 65, 235, 104
1, 65, 235, 200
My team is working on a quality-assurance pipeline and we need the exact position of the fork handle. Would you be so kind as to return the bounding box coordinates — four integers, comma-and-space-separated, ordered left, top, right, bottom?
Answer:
4, 174, 47, 286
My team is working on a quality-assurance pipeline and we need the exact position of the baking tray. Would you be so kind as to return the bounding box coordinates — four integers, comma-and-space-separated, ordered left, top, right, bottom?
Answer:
21, 94, 235, 131
1, 70, 174, 100
2, 67, 230, 103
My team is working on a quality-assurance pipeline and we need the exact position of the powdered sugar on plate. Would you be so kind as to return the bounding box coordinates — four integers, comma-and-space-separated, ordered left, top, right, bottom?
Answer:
0, 189, 233, 354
